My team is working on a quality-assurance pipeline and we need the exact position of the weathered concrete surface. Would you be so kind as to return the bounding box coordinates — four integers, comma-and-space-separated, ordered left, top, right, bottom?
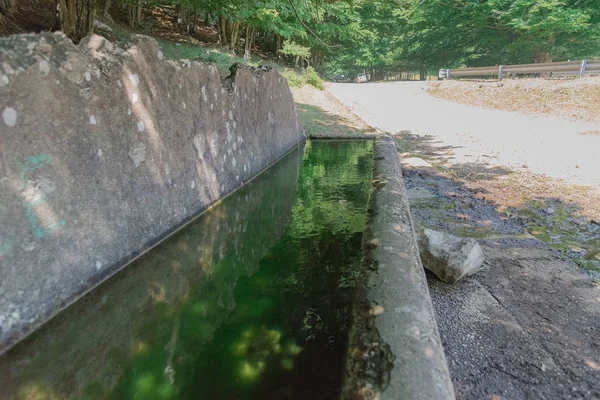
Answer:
429, 242, 600, 399
0, 144, 303, 399
343, 136, 455, 399
400, 161, 600, 399
0, 32, 304, 353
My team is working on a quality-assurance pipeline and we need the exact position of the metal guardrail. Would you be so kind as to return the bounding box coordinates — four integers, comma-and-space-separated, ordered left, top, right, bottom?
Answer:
439, 59, 600, 80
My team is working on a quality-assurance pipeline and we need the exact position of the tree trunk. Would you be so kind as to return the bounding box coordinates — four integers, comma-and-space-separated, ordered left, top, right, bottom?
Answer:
244, 25, 251, 58
178, 5, 196, 33
127, 0, 142, 28
533, 50, 552, 63
236, 24, 242, 54
273, 33, 283, 55
190, 7, 197, 33
0, 0, 16, 16
310, 49, 318, 69
316, 51, 324, 71
178, 5, 188, 31
218, 16, 228, 45
229, 22, 239, 53
136, 1, 141, 25
57, 0, 97, 42
217, 16, 222, 43
103, 0, 111, 18
249, 27, 256, 54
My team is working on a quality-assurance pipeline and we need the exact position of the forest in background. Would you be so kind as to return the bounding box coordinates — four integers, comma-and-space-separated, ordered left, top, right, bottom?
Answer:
1, 0, 600, 80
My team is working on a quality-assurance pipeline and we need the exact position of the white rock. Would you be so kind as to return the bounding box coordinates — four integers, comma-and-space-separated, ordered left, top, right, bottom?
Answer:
129, 73, 139, 87
3, 107, 17, 127
39, 61, 50, 76
418, 229, 484, 283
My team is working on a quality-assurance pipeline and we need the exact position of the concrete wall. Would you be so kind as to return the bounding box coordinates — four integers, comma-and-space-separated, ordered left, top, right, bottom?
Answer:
0, 32, 304, 353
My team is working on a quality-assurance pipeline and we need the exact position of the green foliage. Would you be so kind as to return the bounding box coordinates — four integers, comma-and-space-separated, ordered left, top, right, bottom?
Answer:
280, 40, 311, 60
281, 67, 324, 90
15, 0, 600, 76
281, 68, 306, 88
159, 41, 260, 76
304, 66, 324, 90
400, 0, 600, 69
108, 0, 600, 79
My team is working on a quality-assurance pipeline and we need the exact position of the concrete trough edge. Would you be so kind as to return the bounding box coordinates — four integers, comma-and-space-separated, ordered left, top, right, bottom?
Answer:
307, 133, 376, 140
342, 135, 455, 399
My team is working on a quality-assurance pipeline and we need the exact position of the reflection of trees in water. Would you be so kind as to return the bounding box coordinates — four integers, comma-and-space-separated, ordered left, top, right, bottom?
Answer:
232, 326, 303, 381
291, 140, 373, 238
2, 141, 374, 400
1, 146, 304, 400
170, 141, 373, 399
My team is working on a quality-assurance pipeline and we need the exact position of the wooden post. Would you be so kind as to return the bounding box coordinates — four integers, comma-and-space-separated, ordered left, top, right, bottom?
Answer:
580, 60, 587, 78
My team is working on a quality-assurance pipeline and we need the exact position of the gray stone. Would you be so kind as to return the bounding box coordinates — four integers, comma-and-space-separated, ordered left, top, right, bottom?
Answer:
0, 147, 304, 398
418, 229, 484, 283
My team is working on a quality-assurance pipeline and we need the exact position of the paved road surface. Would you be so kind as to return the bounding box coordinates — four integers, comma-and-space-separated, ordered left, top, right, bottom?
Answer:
329, 81, 600, 190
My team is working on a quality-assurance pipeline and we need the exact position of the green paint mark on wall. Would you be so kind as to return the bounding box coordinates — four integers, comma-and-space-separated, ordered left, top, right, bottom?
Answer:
17, 154, 66, 239
0, 238, 15, 256
18, 154, 52, 188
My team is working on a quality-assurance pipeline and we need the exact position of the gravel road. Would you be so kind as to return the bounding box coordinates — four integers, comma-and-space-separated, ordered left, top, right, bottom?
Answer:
329, 81, 600, 190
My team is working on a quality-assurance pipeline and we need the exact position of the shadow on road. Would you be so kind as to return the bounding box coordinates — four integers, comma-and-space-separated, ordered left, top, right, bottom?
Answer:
296, 103, 376, 138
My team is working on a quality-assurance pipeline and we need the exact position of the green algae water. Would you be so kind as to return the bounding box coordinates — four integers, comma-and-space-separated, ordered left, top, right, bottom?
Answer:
0, 140, 373, 400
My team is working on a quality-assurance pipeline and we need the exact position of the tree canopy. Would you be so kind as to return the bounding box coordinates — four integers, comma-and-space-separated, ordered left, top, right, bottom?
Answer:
50, 0, 600, 78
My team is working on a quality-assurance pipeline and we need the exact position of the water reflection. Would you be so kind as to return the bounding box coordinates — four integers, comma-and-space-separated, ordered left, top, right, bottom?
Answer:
1, 140, 374, 400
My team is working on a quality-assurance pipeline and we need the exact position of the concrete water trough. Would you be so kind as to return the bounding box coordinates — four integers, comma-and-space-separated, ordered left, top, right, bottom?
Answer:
0, 31, 453, 400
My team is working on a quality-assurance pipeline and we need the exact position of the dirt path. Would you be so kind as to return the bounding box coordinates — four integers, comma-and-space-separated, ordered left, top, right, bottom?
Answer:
294, 83, 600, 399
428, 78, 600, 124
291, 85, 378, 138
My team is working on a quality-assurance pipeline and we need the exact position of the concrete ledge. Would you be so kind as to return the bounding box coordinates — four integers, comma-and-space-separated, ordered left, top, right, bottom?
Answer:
342, 135, 455, 399
307, 133, 375, 140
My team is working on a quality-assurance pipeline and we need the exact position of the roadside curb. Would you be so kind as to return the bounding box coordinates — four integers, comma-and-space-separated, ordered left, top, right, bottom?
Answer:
342, 135, 455, 399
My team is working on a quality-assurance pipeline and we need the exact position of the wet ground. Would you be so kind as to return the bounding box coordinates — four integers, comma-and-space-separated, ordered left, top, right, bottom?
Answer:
401, 158, 600, 399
